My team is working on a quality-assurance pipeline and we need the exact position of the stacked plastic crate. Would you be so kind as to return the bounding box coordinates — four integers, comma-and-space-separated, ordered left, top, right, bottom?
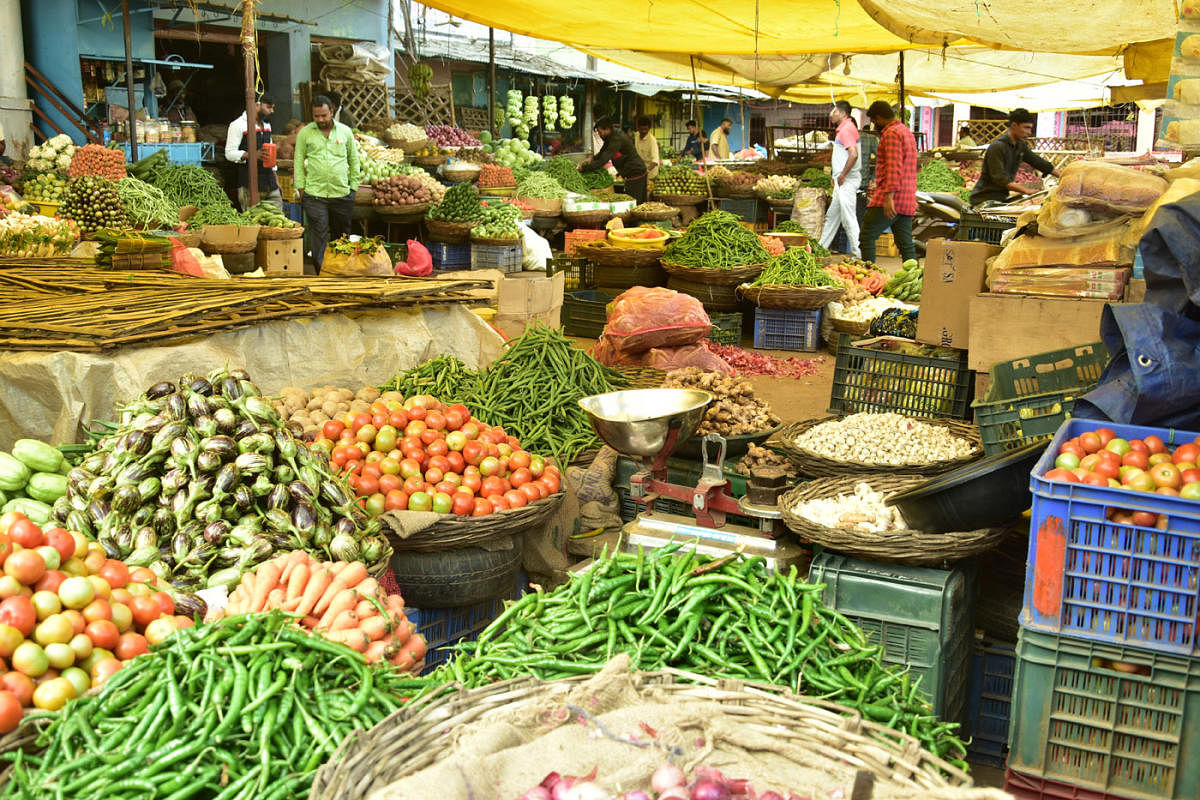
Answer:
1004, 418, 1200, 800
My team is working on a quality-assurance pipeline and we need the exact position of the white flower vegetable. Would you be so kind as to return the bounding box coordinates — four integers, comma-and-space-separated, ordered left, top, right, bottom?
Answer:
793, 482, 907, 532
56, 154, 73, 171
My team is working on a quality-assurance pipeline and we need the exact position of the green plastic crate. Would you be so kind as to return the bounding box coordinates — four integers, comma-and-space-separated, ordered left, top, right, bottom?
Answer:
828, 334, 973, 420
708, 312, 742, 345
546, 252, 595, 291
1007, 628, 1200, 800
562, 289, 614, 339
972, 342, 1108, 456
808, 552, 975, 723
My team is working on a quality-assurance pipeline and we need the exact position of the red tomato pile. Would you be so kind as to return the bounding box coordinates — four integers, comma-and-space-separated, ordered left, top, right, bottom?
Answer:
1044, 427, 1200, 527
312, 395, 561, 518
0, 512, 189, 731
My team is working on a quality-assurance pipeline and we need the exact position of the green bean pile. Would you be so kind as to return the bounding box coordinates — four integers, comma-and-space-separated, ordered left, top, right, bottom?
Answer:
749, 247, 840, 287
380, 354, 482, 400
116, 178, 179, 229
539, 156, 590, 194
662, 210, 771, 268
152, 164, 231, 208
516, 172, 567, 199
772, 220, 809, 235
430, 548, 968, 768
916, 159, 966, 193
802, 167, 832, 192
0, 612, 420, 800
188, 201, 242, 227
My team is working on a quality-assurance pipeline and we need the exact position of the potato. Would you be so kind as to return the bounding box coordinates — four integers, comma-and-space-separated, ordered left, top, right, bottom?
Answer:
336, 388, 355, 402
350, 400, 369, 414
321, 401, 340, 418
311, 410, 329, 424
381, 391, 404, 403
306, 398, 323, 412
358, 386, 381, 403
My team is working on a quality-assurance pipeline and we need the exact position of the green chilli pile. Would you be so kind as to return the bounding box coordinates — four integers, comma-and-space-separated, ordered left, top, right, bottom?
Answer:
0, 612, 423, 800
425, 547, 969, 768
662, 210, 771, 268
750, 247, 840, 287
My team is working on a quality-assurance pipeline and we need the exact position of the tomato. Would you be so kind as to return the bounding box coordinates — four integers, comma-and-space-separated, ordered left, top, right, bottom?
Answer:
90, 657, 123, 687
461, 421, 481, 441
431, 492, 454, 515
143, 617, 179, 647
127, 596, 160, 629
424, 467, 444, 485
1128, 439, 1149, 455
35, 546, 60, 571
365, 493, 386, 517
4, 550, 45, 586
419, 429, 439, 446
35, 614, 74, 646
445, 431, 467, 451
1174, 443, 1200, 465
509, 467, 533, 487
1097, 449, 1123, 467
461, 473, 482, 494
322, 420, 346, 439
479, 456, 501, 477
357, 475, 380, 497
432, 481, 457, 497
109, 589, 131, 607
351, 412, 372, 432
374, 425, 398, 453
129, 567, 156, 585
378, 474, 402, 495
1043, 468, 1079, 483
388, 410, 410, 429
12, 642, 47, 677
60, 666, 90, 698
1132, 510, 1159, 527
446, 451, 466, 474
1149, 452, 1174, 466
114, 632, 149, 661
44, 529, 76, 563
504, 489, 527, 508
427, 455, 451, 473
68, 633, 92, 662
1151, 462, 1182, 490
7, 518, 44, 550
443, 409, 465, 431
471, 498, 494, 516
32, 677, 74, 710
174, 615, 195, 630
507, 450, 531, 470
0, 625, 21, 659
109, 602, 133, 634
1181, 482, 1200, 500
57, 576, 96, 611
405, 420, 428, 438
463, 440, 485, 466
0, 672, 32, 706
61, 610, 86, 636
371, 412, 387, 429
425, 411, 447, 431
529, 455, 546, 478
480, 476, 506, 498
489, 495, 510, 512
541, 472, 561, 494
44, 642, 74, 670
426, 439, 449, 458
34, 570, 66, 595
1081, 472, 1108, 487
1182, 468, 1200, 484
402, 476, 425, 495
408, 491, 433, 513
517, 483, 540, 502
0, 691, 22, 734
384, 490, 409, 511
0, 597, 36, 637
0, 577, 20, 600
451, 493, 474, 517
1121, 451, 1149, 470
399, 458, 423, 479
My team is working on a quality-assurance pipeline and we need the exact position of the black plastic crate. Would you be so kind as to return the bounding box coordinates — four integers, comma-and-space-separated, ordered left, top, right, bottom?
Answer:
955, 211, 1014, 245
708, 312, 742, 345
546, 252, 596, 290
562, 289, 615, 339
829, 334, 973, 419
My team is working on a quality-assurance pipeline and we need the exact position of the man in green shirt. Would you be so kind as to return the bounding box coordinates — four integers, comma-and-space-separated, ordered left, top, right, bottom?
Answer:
295, 95, 361, 273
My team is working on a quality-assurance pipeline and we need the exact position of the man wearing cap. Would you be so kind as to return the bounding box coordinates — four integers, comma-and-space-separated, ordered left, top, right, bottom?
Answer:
164, 80, 198, 124
970, 108, 1060, 206
225, 94, 281, 211
579, 116, 648, 204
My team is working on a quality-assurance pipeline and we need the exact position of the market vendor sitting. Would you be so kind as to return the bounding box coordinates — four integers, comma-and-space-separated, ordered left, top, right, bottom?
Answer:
969, 108, 1060, 206
579, 116, 648, 204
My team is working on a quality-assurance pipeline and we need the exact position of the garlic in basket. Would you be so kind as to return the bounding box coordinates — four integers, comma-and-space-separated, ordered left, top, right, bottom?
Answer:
793, 482, 907, 532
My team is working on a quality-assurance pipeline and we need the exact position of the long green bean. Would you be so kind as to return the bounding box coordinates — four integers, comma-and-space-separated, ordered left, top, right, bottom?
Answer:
115, 178, 179, 229
749, 247, 839, 287
152, 164, 231, 208
662, 210, 771, 268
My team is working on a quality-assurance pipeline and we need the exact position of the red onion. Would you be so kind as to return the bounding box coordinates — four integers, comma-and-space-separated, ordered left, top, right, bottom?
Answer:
562, 783, 608, 800
518, 789, 552, 800
691, 780, 732, 800
625, 793, 652, 800
651, 764, 687, 793
657, 789, 690, 800
757, 793, 784, 800
703, 341, 823, 379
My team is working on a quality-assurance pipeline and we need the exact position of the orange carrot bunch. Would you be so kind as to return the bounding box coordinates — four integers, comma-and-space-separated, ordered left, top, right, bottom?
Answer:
68, 143, 127, 181
223, 550, 427, 673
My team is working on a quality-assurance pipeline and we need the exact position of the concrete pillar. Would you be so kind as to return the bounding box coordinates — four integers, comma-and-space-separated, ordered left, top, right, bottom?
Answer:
1, 0, 34, 157
1135, 107, 1156, 153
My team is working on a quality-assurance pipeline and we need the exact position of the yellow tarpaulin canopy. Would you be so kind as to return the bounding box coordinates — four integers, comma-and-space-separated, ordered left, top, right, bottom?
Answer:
580, 50, 840, 93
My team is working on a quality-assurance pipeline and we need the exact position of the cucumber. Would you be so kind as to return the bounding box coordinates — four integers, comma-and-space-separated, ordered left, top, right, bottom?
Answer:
26, 472, 68, 504
1, 498, 52, 525
0, 453, 31, 492
12, 439, 64, 473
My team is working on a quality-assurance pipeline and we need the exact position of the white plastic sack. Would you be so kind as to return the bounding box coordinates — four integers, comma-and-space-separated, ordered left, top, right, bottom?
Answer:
521, 222, 552, 270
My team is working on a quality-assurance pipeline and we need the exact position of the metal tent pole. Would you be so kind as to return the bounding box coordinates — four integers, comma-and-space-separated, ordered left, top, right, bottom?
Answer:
242, 0, 258, 207
121, 0, 138, 161
488, 28, 496, 136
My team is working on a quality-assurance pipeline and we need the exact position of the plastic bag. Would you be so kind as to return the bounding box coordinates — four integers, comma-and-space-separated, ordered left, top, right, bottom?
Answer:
1055, 161, 1168, 215
591, 337, 733, 373
321, 246, 393, 277
520, 222, 551, 270
1035, 198, 1131, 240
601, 286, 711, 355
395, 239, 432, 276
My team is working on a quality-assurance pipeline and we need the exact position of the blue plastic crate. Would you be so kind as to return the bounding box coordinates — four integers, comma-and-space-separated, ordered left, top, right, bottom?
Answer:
967, 639, 1016, 768
429, 241, 470, 270
471, 243, 523, 272
1023, 418, 1200, 656
753, 308, 821, 351
406, 572, 527, 674
118, 141, 213, 165
282, 201, 302, 225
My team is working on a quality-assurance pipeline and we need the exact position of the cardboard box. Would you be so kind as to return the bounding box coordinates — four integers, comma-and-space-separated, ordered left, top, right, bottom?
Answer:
967, 293, 1112, 372
492, 305, 562, 339
435, 268, 504, 305
1126, 277, 1146, 303
915, 240, 1001, 349
497, 270, 565, 316
255, 239, 303, 276
200, 224, 260, 251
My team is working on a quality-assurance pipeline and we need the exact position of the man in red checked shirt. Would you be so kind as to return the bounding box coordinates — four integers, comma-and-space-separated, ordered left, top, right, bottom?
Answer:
859, 101, 918, 263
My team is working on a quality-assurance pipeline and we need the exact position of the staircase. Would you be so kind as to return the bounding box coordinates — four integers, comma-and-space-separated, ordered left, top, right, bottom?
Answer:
25, 61, 100, 144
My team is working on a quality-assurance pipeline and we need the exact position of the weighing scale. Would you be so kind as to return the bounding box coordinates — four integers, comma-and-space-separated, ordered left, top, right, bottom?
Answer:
579, 389, 808, 572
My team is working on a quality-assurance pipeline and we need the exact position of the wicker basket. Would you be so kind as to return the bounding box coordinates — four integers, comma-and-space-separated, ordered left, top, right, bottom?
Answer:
779, 475, 1014, 565
738, 283, 845, 310
424, 218, 477, 243
519, 196, 563, 217
479, 186, 517, 197
829, 317, 873, 336
633, 206, 680, 221
767, 196, 797, 210
382, 491, 562, 552
413, 154, 447, 167
172, 231, 202, 248
721, 184, 758, 198
660, 260, 766, 286
385, 135, 428, 153
258, 226, 305, 240
375, 202, 430, 219
614, 365, 668, 388
441, 166, 480, 184
310, 664, 974, 800
562, 209, 613, 228
776, 416, 984, 477
575, 240, 662, 268
653, 192, 707, 206
666, 276, 744, 312
354, 187, 375, 205
200, 240, 258, 255
470, 234, 523, 247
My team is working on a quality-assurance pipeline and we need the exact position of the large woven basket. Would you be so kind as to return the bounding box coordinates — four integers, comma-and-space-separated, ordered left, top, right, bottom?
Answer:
382, 491, 562, 552
424, 218, 477, 243
720, 184, 758, 198
470, 234, 523, 247
519, 196, 563, 217
666, 276, 744, 311
653, 192, 707, 206
776, 416, 983, 477
310, 663, 975, 800
385, 135, 427, 153
614, 365, 668, 388
258, 226, 305, 240
562, 209, 613, 228
375, 202, 430, 219
171, 231, 202, 248
739, 283, 845, 310
200, 240, 258, 255
441, 166, 480, 184
829, 316, 873, 336
575, 240, 663, 268
767, 196, 796, 210
779, 475, 1014, 565
633, 206, 679, 221
413, 154, 447, 167
479, 186, 517, 197
661, 260, 766, 286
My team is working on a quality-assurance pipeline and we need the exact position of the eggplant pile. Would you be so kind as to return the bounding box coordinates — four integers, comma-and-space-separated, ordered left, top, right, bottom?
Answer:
53, 369, 391, 594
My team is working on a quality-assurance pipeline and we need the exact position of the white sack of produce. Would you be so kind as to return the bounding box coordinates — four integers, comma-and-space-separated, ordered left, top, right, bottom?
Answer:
1054, 161, 1168, 214
520, 221, 551, 269
793, 482, 907, 532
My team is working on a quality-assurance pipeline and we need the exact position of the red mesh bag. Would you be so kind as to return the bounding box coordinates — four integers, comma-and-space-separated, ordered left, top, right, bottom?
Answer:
592, 338, 733, 374
602, 286, 711, 354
